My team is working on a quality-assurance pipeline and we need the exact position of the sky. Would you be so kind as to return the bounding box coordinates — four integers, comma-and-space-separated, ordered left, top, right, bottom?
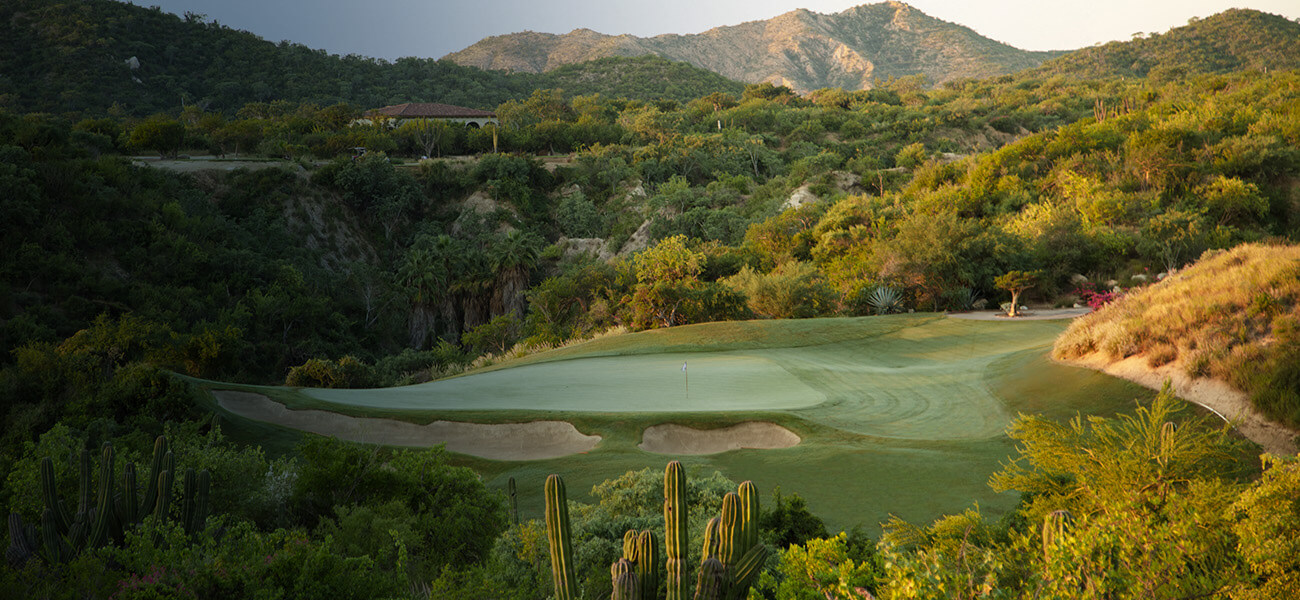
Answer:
126, 1, 1300, 61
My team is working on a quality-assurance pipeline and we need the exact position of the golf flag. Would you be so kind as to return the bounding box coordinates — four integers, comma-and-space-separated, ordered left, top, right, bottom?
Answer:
682, 361, 687, 372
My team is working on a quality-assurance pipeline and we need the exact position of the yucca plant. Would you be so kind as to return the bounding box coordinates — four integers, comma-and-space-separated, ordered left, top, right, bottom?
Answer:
866, 286, 904, 315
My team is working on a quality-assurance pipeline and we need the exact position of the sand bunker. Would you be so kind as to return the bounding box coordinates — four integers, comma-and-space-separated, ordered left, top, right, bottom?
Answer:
639, 422, 800, 455
212, 391, 600, 461
1062, 354, 1297, 455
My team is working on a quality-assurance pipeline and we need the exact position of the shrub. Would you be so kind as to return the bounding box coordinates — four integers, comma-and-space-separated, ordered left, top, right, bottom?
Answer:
722, 262, 835, 319
865, 286, 905, 315
285, 356, 376, 388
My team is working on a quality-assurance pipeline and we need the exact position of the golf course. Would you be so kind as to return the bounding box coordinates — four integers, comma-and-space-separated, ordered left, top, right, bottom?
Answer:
203, 312, 1151, 532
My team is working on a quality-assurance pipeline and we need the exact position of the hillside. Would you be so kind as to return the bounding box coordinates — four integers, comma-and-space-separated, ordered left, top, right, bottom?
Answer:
544, 55, 745, 100
0, 0, 744, 115
446, 1, 1059, 92
1033, 8, 1300, 79
1054, 244, 1300, 450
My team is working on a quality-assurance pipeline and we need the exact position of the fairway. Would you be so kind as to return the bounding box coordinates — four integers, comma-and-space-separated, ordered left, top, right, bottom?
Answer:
205, 313, 1154, 532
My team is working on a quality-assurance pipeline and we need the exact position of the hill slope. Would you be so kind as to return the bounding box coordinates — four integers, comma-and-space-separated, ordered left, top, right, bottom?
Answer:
0, 0, 744, 115
1054, 243, 1300, 451
1033, 8, 1300, 79
446, 1, 1059, 92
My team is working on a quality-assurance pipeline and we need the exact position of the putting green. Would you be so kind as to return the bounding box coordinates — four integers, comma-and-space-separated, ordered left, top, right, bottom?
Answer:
205, 314, 1155, 532
305, 352, 824, 412
304, 315, 1056, 441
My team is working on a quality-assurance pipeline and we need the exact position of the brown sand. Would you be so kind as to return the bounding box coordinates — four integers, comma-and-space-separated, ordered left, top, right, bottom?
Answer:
638, 422, 800, 455
212, 390, 601, 461
1061, 354, 1297, 455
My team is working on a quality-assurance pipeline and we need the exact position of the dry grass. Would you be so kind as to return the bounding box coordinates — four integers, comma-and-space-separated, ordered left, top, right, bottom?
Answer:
1054, 242, 1300, 426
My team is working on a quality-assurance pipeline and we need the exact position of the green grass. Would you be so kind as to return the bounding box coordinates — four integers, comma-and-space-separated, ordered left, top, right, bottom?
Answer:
197, 313, 1154, 533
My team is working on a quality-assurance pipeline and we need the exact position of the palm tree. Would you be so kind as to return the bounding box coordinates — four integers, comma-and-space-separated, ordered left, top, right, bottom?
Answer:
489, 230, 544, 320
395, 246, 444, 349
396, 234, 468, 349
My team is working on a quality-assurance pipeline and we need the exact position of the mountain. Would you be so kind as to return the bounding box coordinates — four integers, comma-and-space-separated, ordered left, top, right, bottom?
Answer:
445, 1, 1061, 92
1032, 9, 1300, 79
0, 0, 744, 116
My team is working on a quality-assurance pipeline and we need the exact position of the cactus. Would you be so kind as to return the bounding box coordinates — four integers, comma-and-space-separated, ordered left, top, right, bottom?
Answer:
611, 558, 640, 600
5, 513, 38, 567
40, 509, 70, 565
623, 528, 639, 561
181, 468, 211, 535
697, 482, 767, 600
634, 530, 659, 600
1041, 510, 1071, 560
544, 474, 577, 600
737, 481, 759, 552
139, 436, 169, 518
85, 443, 116, 550
7, 435, 211, 565
121, 462, 139, 525
694, 557, 724, 600
538, 465, 768, 600
664, 461, 689, 600
507, 476, 518, 525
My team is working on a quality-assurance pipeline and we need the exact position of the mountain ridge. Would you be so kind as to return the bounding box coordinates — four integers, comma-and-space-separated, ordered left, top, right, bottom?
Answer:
445, 2, 1063, 92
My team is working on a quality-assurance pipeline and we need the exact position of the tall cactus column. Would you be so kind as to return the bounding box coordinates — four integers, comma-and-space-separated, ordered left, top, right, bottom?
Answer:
545, 474, 577, 600
697, 481, 767, 600
664, 460, 688, 600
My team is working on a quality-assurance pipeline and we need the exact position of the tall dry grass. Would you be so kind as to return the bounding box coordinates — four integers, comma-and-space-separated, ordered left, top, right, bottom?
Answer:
1054, 242, 1300, 426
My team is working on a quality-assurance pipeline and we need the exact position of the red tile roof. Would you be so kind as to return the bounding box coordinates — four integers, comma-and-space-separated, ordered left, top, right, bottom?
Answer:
366, 102, 496, 118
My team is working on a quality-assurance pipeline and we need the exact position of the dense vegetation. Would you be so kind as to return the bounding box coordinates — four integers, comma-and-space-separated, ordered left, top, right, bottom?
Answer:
3, 4, 1300, 598
1033, 8, 1300, 80
0, 0, 744, 115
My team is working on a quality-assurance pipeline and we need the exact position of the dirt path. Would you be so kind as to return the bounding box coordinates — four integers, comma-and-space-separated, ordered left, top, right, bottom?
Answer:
947, 308, 1092, 321
212, 390, 600, 460
638, 422, 800, 455
1061, 355, 1297, 455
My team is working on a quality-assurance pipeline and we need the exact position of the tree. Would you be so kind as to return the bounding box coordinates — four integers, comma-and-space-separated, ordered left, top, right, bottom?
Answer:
723, 262, 834, 319
489, 230, 543, 320
994, 270, 1039, 317
127, 114, 185, 158
633, 234, 703, 284
1229, 455, 1300, 600
760, 533, 877, 600
985, 384, 1249, 599
399, 118, 457, 158
213, 117, 263, 157
397, 240, 452, 349
461, 312, 520, 355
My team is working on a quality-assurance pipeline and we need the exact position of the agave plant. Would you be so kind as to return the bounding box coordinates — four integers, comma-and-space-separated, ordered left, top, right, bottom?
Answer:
866, 286, 904, 315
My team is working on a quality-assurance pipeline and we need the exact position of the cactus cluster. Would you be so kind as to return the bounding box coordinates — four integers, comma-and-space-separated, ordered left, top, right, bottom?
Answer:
543, 461, 767, 600
695, 480, 765, 600
5, 435, 211, 567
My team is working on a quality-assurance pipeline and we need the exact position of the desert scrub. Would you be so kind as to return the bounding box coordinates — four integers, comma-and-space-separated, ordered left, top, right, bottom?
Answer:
1053, 243, 1300, 426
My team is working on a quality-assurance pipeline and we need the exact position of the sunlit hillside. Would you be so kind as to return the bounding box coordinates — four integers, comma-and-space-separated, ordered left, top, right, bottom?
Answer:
1055, 243, 1300, 426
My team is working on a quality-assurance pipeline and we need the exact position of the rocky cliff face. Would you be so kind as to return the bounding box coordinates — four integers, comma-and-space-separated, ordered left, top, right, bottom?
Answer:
445, 2, 1060, 91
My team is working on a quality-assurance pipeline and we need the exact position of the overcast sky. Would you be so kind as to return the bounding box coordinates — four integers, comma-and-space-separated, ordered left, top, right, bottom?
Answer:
126, 1, 1300, 61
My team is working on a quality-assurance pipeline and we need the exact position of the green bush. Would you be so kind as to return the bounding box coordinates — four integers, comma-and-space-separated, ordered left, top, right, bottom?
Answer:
285, 356, 376, 389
